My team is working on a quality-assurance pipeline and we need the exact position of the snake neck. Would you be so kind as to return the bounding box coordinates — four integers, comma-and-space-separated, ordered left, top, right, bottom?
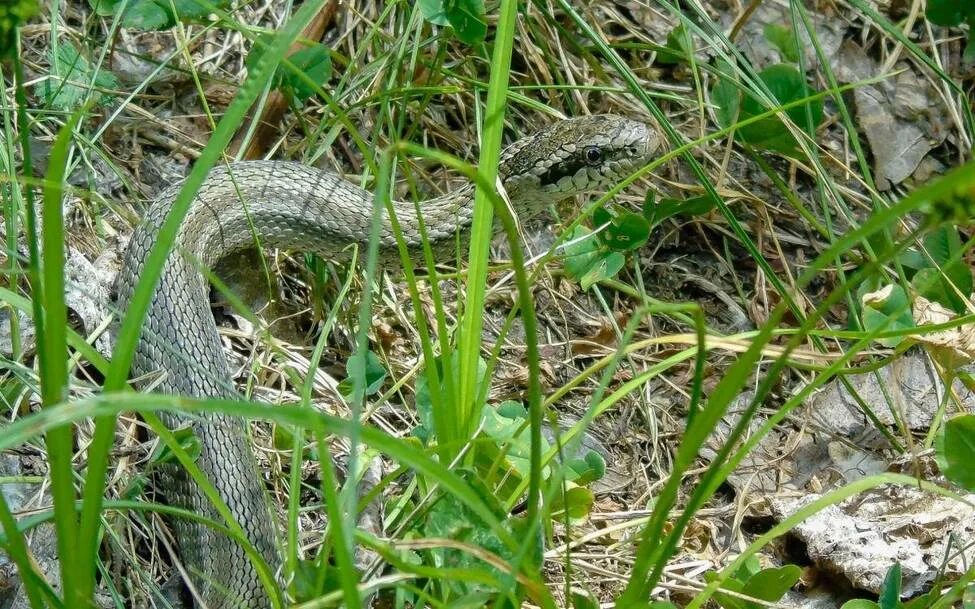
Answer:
159, 162, 485, 270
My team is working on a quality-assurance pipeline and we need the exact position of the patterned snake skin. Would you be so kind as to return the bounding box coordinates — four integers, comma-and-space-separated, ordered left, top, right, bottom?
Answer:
115, 115, 659, 607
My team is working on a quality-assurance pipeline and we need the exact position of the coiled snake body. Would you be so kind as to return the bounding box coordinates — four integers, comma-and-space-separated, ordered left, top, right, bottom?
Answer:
116, 115, 658, 608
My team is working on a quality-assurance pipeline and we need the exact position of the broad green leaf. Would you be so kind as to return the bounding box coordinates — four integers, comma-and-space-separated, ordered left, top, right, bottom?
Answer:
292, 558, 340, 602
565, 450, 606, 485
414, 351, 488, 439
420, 484, 513, 597
87, 0, 225, 29
713, 63, 823, 158
582, 251, 625, 290
763, 23, 800, 63
564, 224, 629, 288
148, 426, 201, 465
599, 211, 651, 252
480, 403, 549, 478
840, 601, 880, 609
926, 0, 975, 26
742, 564, 801, 605
338, 349, 387, 400
496, 400, 527, 420
711, 60, 742, 131
655, 24, 693, 65
733, 555, 763, 582
895, 247, 928, 273
279, 42, 332, 100
548, 484, 593, 521
648, 194, 718, 228
41, 43, 119, 109
738, 64, 823, 156
878, 563, 902, 609
859, 284, 916, 348
705, 571, 747, 609
563, 226, 603, 289
936, 414, 975, 490
248, 37, 332, 101
571, 589, 599, 609
417, 0, 449, 25
445, 0, 486, 44
914, 225, 973, 313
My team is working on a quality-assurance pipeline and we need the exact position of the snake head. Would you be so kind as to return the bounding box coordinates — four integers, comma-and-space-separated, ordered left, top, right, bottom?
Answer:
501, 114, 660, 202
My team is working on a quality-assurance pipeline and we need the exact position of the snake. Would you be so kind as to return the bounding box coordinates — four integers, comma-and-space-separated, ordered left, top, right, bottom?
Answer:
115, 114, 659, 608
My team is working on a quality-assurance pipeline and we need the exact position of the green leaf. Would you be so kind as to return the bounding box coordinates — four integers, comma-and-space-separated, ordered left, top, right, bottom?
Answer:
713, 63, 823, 158
148, 426, 201, 465
738, 64, 823, 156
565, 450, 606, 485
414, 351, 488, 439
655, 24, 693, 65
548, 484, 593, 521
598, 211, 652, 252
169, 0, 217, 22
593, 205, 613, 230
338, 349, 387, 400
648, 194, 717, 228
41, 43, 119, 109
583, 252, 624, 290
445, 0, 486, 44
88, 0, 223, 29
563, 226, 628, 290
763, 23, 800, 63
895, 247, 928, 273
840, 601, 881, 609
417, 0, 449, 25
706, 572, 747, 609
913, 225, 973, 313
711, 60, 742, 131
964, 37, 975, 65
292, 557, 340, 602
742, 564, 801, 606
480, 406, 529, 475
878, 563, 902, 609
87, 0, 171, 29
571, 589, 599, 609
279, 42, 332, 101
497, 400, 527, 420
733, 555, 763, 582
419, 483, 515, 597
859, 283, 916, 348
926, 0, 975, 26
936, 414, 975, 491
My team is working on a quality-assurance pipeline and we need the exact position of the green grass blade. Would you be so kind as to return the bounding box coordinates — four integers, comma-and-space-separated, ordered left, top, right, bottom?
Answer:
39, 102, 90, 606
0, 393, 519, 551
456, 0, 518, 444
617, 157, 975, 604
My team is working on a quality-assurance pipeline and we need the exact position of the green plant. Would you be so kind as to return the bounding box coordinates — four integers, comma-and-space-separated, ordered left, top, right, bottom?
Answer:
712, 62, 824, 158
418, 0, 487, 44
926, 0, 975, 61
936, 414, 975, 491
705, 557, 801, 609
87, 0, 229, 30
841, 563, 944, 609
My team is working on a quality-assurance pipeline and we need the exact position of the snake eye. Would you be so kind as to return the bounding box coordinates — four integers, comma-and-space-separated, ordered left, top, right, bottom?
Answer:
584, 146, 603, 165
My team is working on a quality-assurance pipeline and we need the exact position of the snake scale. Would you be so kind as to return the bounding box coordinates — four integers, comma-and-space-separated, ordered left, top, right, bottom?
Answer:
115, 115, 659, 608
